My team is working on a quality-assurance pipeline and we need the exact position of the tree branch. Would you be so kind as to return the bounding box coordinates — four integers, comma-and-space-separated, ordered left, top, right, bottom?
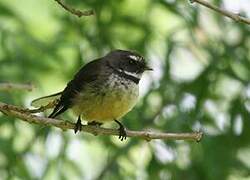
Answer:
0, 102, 203, 141
0, 82, 34, 91
190, 0, 250, 25
54, 0, 94, 17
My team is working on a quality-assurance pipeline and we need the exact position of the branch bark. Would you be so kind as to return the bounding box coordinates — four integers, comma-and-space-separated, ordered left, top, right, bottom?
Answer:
54, 0, 94, 17
0, 82, 34, 91
0, 102, 203, 141
190, 0, 250, 25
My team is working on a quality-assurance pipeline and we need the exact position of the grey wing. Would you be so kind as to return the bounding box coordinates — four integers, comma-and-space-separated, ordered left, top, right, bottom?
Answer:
48, 59, 103, 118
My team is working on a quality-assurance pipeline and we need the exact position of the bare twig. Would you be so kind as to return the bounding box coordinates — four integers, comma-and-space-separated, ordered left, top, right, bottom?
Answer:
0, 82, 34, 91
54, 0, 94, 17
190, 0, 250, 25
0, 102, 203, 141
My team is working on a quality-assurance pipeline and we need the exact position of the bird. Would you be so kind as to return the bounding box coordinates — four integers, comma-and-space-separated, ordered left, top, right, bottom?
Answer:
31, 49, 152, 141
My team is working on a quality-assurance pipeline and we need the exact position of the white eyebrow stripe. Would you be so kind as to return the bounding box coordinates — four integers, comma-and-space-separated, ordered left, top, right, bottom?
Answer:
128, 55, 138, 61
118, 69, 142, 79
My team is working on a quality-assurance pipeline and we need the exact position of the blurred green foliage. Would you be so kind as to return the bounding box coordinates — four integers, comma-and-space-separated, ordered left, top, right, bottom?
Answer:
0, 0, 250, 179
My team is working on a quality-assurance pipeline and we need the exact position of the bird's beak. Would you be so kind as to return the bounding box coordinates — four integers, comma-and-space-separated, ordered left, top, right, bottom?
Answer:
144, 65, 153, 71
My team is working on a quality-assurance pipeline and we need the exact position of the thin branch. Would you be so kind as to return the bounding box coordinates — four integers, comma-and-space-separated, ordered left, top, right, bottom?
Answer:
0, 102, 203, 141
54, 0, 94, 17
190, 0, 250, 25
0, 82, 34, 91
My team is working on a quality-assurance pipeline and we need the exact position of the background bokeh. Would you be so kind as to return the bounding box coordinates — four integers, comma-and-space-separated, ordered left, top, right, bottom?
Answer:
0, 0, 250, 179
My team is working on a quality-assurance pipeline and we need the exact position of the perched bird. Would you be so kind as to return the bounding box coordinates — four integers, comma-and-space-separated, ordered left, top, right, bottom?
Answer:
32, 50, 152, 141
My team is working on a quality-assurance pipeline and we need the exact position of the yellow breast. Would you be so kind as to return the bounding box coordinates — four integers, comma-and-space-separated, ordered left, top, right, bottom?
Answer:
72, 81, 139, 122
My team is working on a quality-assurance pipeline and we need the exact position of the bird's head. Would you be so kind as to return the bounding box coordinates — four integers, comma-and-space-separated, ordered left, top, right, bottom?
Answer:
105, 49, 152, 79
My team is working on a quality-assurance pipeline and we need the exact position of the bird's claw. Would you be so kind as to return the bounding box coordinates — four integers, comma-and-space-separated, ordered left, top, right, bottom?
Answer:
114, 120, 127, 141
74, 117, 82, 134
118, 126, 127, 141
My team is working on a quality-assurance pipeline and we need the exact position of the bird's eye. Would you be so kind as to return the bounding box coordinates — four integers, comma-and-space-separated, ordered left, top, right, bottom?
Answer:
129, 60, 135, 64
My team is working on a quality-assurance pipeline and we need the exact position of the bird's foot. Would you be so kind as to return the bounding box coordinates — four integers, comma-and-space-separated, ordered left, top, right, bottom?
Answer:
115, 120, 127, 141
74, 116, 82, 134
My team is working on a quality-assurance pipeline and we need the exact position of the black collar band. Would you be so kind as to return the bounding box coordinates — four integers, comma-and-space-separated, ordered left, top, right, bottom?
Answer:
107, 63, 140, 84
